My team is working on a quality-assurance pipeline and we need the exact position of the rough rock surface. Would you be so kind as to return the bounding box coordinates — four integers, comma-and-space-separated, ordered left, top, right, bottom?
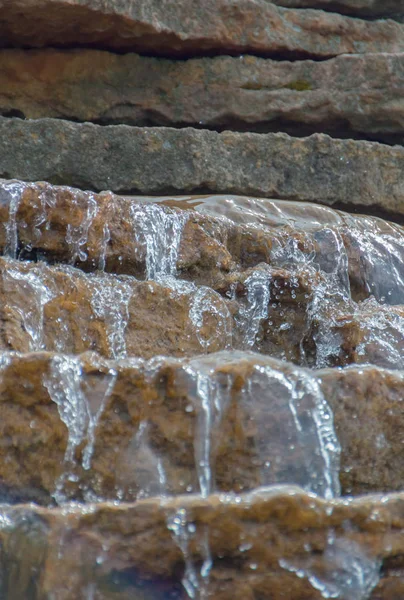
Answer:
0, 351, 402, 503
272, 0, 404, 20
1, 180, 403, 302
0, 257, 237, 359
2, 254, 399, 367
1, 119, 404, 216
0, 488, 403, 599
1, 0, 404, 58
1, 50, 403, 142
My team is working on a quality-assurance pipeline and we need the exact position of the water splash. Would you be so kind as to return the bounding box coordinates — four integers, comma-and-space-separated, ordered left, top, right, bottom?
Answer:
163, 276, 233, 352
44, 355, 116, 501
167, 508, 212, 600
89, 272, 133, 359
130, 203, 188, 280
235, 267, 272, 349
2, 261, 55, 351
66, 191, 98, 264
280, 531, 381, 599
2, 181, 24, 258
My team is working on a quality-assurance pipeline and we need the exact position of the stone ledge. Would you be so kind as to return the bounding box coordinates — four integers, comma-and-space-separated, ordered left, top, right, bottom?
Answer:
0, 0, 403, 57
0, 50, 403, 143
0, 119, 403, 216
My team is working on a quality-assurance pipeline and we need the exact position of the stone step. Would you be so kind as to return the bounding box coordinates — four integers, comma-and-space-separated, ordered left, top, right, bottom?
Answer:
271, 0, 404, 20
0, 350, 402, 503
1, 50, 403, 142
0, 252, 403, 368
2, 181, 403, 303
0, 121, 404, 216
0, 487, 402, 599
0, 0, 403, 58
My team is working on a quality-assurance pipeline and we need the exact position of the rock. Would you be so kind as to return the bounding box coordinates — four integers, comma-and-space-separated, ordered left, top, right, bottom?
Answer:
0, 248, 402, 368
0, 350, 403, 503
2, 180, 403, 302
271, 0, 404, 20
0, 487, 403, 599
1, 120, 404, 216
0, 0, 403, 58
0, 181, 403, 366
0, 257, 238, 359
1, 50, 404, 142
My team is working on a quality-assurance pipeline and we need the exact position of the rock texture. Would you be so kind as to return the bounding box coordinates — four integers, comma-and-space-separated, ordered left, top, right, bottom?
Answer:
0, 351, 402, 504
0, 488, 404, 599
1, 50, 403, 142
0, 0, 404, 58
1, 120, 404, 216
2, 180, 403, 302
272, 0, 404, 20
0, 182, 403, 368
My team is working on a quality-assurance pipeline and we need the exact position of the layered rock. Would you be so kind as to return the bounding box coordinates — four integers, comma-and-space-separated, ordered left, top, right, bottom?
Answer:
1, 487, 404, 599
2, 181, 403, 301
1, 121, 404, 216
0, 0, 403, 58
1, 50, 404, 142
0, 350, 403, 503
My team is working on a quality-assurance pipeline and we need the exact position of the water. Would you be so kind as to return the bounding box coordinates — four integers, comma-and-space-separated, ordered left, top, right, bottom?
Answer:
1, 181, 24, 258
130, 203, 188, 280
66, 191, 98, 264
0, 188, 402, 598
280, 531, 381, 599
167, 508, 212, 600
171, 351, 340, 500
89, 272, 133, 359
44, 355, 116, 501
235, 266, 272, 349
162, 276, 233, 352
2, 260, 55, 351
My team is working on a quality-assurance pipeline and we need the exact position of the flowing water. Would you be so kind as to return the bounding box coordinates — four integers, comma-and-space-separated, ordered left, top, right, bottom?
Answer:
0, 188, 402, 598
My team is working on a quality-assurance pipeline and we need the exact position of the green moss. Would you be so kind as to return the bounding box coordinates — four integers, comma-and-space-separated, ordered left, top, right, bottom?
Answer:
284, 80, 312, 92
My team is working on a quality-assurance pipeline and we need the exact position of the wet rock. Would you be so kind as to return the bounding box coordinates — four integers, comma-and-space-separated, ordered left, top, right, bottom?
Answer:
0, 0, 403, 58
0, 350, 402, 502
1, 487, 403, 599
0, 121, 404, 216
1, 180, 403, 305
271, 0, 404, 20
1, 50, 404, 142
0, 258, 239, 359
0, 254, 402, 368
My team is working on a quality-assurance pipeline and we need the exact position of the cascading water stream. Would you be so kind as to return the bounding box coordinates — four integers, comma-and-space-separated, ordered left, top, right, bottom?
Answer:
1, 190, 401, 598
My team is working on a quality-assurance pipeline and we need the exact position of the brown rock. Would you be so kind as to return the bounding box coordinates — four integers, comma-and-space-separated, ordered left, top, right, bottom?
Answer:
1, 180, 403, 305
0, 0, 403, 57
0, 258, 237, 359
1, 49, 404, 142
0, 119, 404, 216
0, 251, 402, 368
0, 488, 403, 599
272, 0, 404, 20
0, 351, 403, 503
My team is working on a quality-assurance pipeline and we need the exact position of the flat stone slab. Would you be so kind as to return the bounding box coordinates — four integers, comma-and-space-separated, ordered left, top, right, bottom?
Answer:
1, 50, 403, 142
1, 180, 403, 304
0, 0, 403, 57
0, 119, 403, 216
0, 487, 403, 598
0, 351, 402, 503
